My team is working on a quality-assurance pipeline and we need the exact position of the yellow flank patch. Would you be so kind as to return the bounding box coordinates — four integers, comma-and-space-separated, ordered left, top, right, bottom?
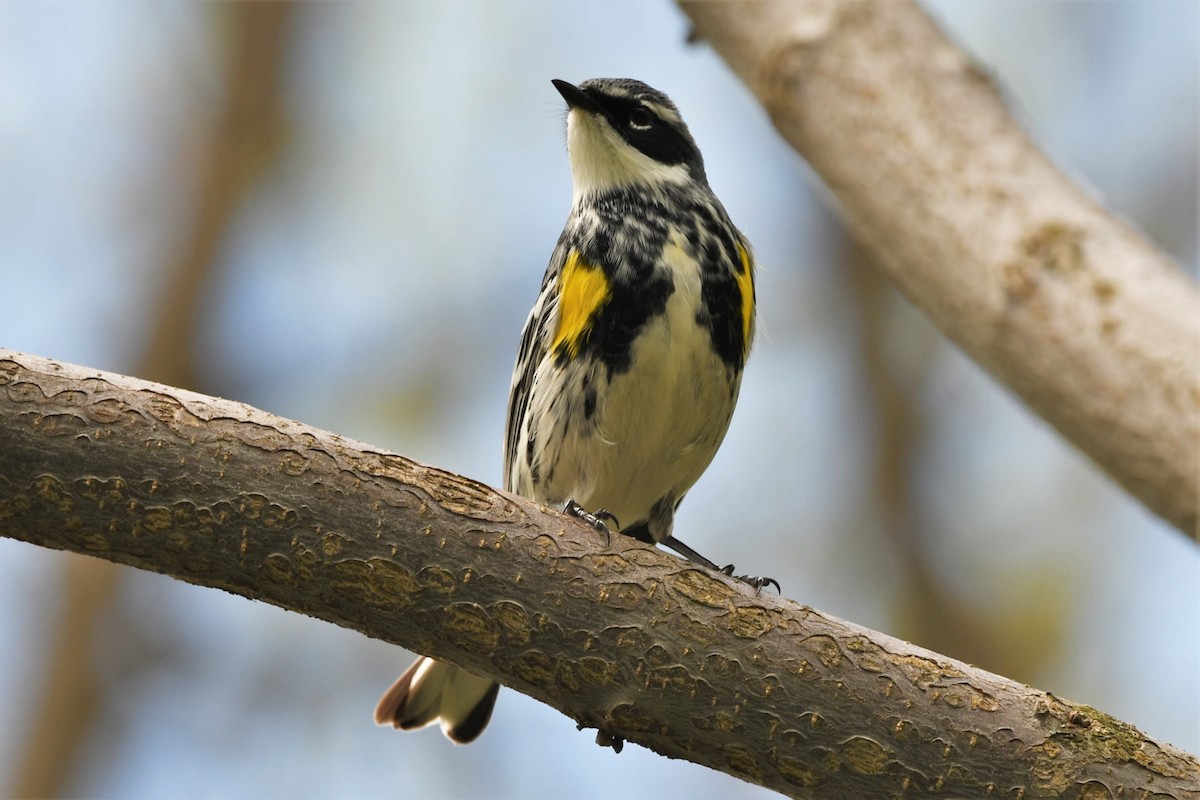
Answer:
735, 242, 756, 356
552, 250, 610, 359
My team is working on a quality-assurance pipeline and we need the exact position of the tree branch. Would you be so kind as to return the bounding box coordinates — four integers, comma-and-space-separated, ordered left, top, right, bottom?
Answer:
2, 348, 1196, 798
678, 0, 1200, 537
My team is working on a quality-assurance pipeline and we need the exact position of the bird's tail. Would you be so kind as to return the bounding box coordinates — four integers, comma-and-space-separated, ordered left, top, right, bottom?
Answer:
374, 656, 499, 744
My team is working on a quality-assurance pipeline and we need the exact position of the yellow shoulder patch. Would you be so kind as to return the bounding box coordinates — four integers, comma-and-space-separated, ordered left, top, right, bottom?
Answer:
552, 250, 610, 360
735, 242, 756, 357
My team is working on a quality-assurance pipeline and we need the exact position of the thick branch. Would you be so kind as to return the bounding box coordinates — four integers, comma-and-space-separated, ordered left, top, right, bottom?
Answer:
1, 349, 1196, 798
679, 0, 1200, 537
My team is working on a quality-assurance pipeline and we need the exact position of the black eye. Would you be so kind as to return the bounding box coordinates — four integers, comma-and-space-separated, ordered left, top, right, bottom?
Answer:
628, 107, 655, 130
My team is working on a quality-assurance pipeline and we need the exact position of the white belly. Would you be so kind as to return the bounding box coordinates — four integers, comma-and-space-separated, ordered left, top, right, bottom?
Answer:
528, 247, 740, 538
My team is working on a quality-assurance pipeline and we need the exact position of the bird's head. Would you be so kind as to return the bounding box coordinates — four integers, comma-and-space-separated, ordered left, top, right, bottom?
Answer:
552, 78, 708, 199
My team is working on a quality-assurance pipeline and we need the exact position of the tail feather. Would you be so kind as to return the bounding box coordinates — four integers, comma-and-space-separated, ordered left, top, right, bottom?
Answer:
375, 656, 499, 743
374, 656, 441, 730
443, 680, 500, 744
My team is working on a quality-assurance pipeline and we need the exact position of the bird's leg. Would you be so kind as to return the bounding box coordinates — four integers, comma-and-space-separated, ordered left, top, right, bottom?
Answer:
662, 535, 781, 594
562, 499, 619, 547
660, 535, 722, 570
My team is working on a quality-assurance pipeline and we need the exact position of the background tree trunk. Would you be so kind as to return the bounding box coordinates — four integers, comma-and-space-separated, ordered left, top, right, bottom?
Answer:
678, 0, 1200, 537
7, 7, 294, 796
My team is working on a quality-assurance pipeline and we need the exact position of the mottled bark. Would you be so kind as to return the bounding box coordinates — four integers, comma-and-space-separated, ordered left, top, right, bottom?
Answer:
1, 349, 1196, 797
678, 0, 1200, 537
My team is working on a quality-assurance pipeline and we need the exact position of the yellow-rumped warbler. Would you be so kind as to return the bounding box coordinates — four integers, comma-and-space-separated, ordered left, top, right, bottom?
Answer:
374, 78, 763, 745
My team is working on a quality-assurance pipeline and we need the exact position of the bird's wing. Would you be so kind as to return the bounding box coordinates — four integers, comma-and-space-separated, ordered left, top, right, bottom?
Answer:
502, 239, 569, 494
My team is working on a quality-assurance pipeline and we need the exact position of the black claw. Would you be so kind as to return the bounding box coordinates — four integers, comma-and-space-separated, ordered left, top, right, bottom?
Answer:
719, 564, 781, 594
593, 508, 620, 529
738, 575, 782, 595
562, 499, 614, 546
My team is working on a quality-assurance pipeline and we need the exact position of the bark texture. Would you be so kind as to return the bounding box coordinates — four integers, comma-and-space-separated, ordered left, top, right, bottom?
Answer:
1, 349, 1197, 798
678, 0, 1200, 537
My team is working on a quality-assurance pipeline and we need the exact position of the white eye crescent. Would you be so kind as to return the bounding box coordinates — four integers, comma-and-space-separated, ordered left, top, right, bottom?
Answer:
628, 107, 655, 130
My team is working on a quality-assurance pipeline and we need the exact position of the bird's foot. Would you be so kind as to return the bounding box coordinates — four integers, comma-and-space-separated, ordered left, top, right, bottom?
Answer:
562, 499, 619, 546
719, 564, 781, 595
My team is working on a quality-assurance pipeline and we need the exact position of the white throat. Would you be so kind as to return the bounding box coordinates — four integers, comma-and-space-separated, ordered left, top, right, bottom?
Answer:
566, 109, 691, 202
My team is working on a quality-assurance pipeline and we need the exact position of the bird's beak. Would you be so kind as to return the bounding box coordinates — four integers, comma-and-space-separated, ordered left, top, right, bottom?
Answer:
552, 79, 598, 113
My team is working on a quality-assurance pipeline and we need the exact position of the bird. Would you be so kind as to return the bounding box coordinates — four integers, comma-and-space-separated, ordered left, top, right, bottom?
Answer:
374, 77, 762, 745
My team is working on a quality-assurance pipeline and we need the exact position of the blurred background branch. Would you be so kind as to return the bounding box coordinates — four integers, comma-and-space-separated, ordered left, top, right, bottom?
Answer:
9, 5, 293, 797
842, 234, 1074, 687
679, 0, 1200, 538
